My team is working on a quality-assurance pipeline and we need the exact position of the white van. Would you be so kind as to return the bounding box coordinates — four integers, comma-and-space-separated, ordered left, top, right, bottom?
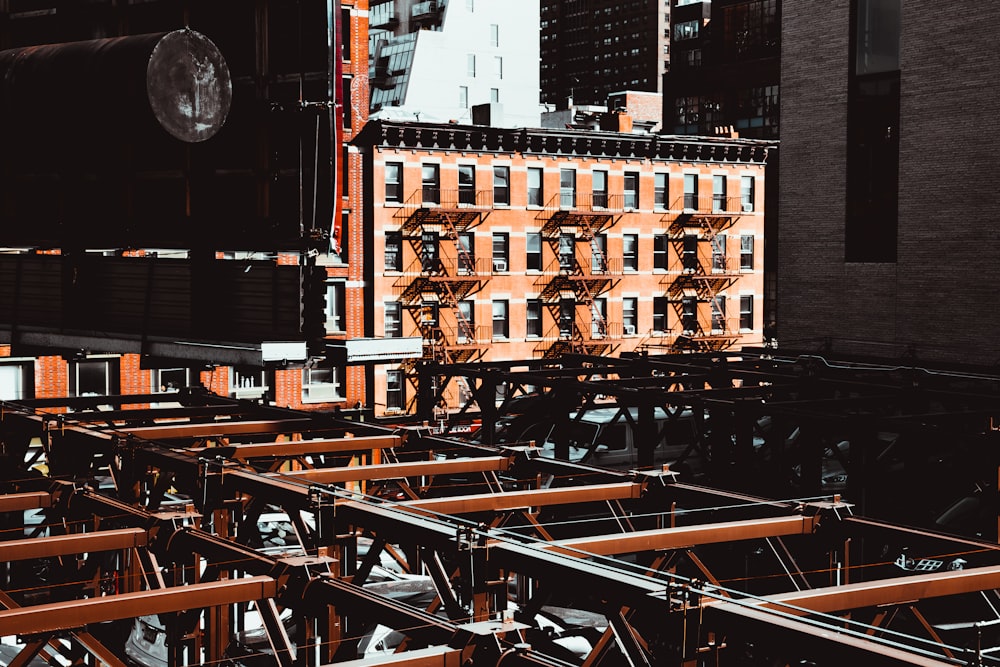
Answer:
537, 406, 699, 470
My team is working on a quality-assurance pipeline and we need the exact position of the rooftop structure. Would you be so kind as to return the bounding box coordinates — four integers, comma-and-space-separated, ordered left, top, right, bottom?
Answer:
369, 0, 541, 127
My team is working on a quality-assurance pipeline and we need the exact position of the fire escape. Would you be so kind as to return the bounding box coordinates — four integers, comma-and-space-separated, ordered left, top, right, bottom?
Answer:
533, 193, 624, 359
661, 192, 744, 353
392, 187, 491, 403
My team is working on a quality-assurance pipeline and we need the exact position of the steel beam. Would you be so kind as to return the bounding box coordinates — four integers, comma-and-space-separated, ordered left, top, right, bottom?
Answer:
267, 456, 511, 483
544, 515, 820, 556
0, 576, 277, 636
325, 646, 463, 667
120, 418, 317, 440
703, 599, 960, 667
187, 433, 403, 456
0, 492, 50, 512
715, 564, 1000, 616
0, 528, 147, 562
399, 482, 645, 515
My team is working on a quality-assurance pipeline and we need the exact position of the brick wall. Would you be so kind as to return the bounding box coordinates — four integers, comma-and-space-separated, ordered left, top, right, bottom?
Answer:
780, 3, 1000, 361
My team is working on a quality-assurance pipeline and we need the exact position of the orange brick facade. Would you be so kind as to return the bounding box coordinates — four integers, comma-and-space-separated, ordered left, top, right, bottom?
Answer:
358, 122, 770, 415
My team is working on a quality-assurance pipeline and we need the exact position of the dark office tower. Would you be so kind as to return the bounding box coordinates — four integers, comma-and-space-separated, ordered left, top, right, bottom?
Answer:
663, 0, 780, 139
780, 1, 1000, 363
540, 0, 669, 107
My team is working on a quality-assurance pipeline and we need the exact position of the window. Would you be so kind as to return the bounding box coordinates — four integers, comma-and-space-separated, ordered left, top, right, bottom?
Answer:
467, 53, 476, 76
683, 234, 698, 271
740, 234, 755, 270
302, 367, 342, 403
421, 300, 439, 327
230, 365, 267, 400
558, 233, 575, 270
591, 234, 607, 273
458, 164, 475, 204
385, 162, 403, 203
70, 357, 119, 397
741, 175, 755, 212
493, 166, 510, 205
855, 0, 901, 75
654, 173, 668, 209
386, 369, 405, 411
493, 56, 503, 79
653, 297, 669, 333
560, 169, 576, 208
490, 23, 499, 46
712, 296, 726, 331
526, 232, 542, 271
624, 171, 639, 209
490, 88, 499, 103
559, 299, 575, 336
458, 300, 475, 340
341, 7, 352, 59
527, 167, 544, 206
683, 173, 699, 209
682, 297, 698, 333
459, 85, 469, 108
740, 295, 754, 331
713, 175, 727, 212
593, 170, 608, 208
675, 19, 700, 40
712, 234, 726, 272
591, 298, 607, 338
327, 281, 346, 333
526, 299, 543, 337
492, 300, 509, 338
384, 302, 402, 337
653, 234, 669, 270
492, 233, 509, 272
457, 232, 475, 273
151, 368, 190, 394
466, 0, 474, 10
422, 164, 439, 204
623, 234, 638, 271
622, 298, 638, 336
342, 78, 352, 128
385, 231, 403, 271
674, 21, 701, 42
421, 231, 439, 272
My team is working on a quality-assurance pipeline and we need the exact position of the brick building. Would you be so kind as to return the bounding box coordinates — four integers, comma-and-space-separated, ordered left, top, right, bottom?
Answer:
780, 0, 1000, 362
354, 120, 770, 414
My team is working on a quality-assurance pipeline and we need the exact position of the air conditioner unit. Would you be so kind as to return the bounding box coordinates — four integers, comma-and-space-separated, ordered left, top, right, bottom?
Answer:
624, 324, 637, 336
493, 259, 508, 272
742, 203, 754, 212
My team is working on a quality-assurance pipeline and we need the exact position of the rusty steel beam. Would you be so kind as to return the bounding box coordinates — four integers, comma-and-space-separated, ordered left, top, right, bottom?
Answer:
327, 646, 463, 667
268, 456, 511, 484
120, 418, 317, 440
544, 515, 821, 556
398, 482, 645, 515
705, 599, 960, 667
0, 492, 50, 512
188, 433, 403, 457
0, 576, 277, 636
0, 528, 147, 562
715, 564, 1000, 616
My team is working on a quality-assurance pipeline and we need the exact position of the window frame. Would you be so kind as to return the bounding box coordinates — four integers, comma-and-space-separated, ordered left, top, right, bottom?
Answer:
527, 167, 544, 207
384, 301, 403, 338
622, 233, 638, 271
740, 234, 755, 270
622, 297, 638, 336
493, 166, 510, 206
385, 162, 403, 203
458, 164, 476, 205
526, 232, 543, 271
422, 163, 440, 204
492, 232, 510, 272
492, 299, 510, 338
740, 294, 754, 331
623, 171, 639, 210
654, 173, 668, 210
386, 369, 405, 411
385, 231, 403, 272
560, 168, 576, 208
592, 169, 608, 208
526, 299, 543, 338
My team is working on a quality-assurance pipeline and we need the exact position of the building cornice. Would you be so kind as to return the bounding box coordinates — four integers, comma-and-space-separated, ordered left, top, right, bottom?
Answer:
353, 120, 774, 164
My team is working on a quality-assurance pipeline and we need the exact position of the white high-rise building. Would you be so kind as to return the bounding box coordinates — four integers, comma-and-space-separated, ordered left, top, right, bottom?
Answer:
369, 0, 540, 128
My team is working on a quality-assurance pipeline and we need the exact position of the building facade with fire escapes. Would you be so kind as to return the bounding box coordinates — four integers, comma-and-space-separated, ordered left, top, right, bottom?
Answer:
355, 120, 770, 415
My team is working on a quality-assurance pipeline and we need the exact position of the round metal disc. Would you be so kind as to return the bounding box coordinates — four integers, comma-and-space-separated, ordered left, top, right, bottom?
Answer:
146, 28, 232, 143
